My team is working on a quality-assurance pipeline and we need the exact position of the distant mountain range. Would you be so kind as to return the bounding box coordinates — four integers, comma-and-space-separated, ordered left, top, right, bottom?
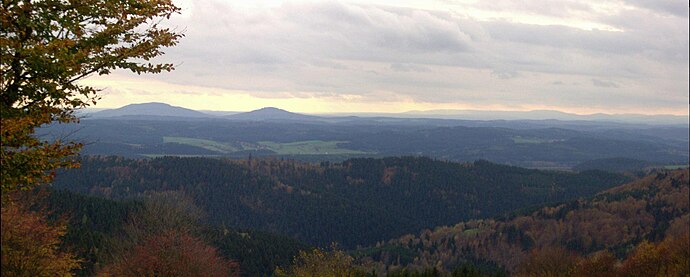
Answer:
400, 109, 689, 125
82, 102, 688, 125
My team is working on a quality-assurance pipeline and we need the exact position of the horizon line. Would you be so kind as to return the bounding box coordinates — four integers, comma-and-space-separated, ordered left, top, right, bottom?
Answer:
84, 102, 690, 118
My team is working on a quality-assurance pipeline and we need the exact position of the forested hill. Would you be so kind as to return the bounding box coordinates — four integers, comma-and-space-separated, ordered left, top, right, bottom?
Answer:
52, 156, 628, 248
361, 169, 689, 274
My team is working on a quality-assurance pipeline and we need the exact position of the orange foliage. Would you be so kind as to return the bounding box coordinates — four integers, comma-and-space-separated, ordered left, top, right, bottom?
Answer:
618, 233, 690, 277
573, 251, 617, 277
515, 246, 578, 277
1, 201, 80, 276
374, 169, 689, 274
98, 230, 240, 277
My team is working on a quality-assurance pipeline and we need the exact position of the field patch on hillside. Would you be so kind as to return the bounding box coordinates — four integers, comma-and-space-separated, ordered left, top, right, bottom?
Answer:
163, 137, 369, 155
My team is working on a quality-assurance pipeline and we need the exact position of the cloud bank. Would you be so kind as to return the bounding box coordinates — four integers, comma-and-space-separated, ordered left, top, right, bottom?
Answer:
94, 0, 689, 115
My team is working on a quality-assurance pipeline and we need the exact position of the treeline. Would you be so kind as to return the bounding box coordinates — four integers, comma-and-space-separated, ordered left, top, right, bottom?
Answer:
359, 169, 689, 275
51, 156, 629, 248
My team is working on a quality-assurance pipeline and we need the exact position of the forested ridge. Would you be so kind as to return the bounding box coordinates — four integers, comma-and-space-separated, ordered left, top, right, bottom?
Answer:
359, 169, 689, 275
51, 156, 628, 248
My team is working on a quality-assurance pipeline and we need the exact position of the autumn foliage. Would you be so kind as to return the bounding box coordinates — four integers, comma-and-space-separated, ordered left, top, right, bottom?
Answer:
1, 201, 80, 276
91, 191, 241, 276
365, 169, 689, 274
618, 234, 690, 277
275, 245, 355, 277
515, 246, 578, 277
515, 232, 690, 277
98, 230, 240, 277
0, 112, 81, 197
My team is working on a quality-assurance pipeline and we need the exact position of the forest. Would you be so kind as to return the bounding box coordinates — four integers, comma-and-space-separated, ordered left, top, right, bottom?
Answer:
50, 156, 629, 248
6, 156, 687, 276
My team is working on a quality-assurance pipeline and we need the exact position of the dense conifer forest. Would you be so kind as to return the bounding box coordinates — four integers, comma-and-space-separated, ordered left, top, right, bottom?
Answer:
51, 156, 628, 248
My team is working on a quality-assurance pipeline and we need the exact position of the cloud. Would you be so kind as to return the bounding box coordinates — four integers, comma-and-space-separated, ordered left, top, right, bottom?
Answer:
124, 0, 689, 114
623, 0, 690, 17
472, 0, 596, 18
283, 3, 475, 53
390, 63, 431, 72
491, 69, 520, 79
591, 79, 619, 88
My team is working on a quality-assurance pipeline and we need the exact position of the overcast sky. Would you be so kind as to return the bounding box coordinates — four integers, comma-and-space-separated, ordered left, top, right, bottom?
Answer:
84, 0, 689, 115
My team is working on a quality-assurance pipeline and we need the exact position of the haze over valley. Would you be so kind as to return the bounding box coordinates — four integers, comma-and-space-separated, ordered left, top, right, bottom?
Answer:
44, 102, 688, 171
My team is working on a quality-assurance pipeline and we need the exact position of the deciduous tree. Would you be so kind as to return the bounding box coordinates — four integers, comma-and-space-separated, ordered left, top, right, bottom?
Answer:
1, 0, 182, 197
1, 201, 80, 276
1, 1, 182, 275
98, 230, 240, 277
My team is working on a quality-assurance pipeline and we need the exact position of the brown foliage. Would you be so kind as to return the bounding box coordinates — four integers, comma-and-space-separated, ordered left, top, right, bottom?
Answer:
98, 230, 240, 277
618, 233, 690, 277
572, 251, 617, 277
99, 191, 240, 276
370, 169, 689, 274
275, 245, 355, 277
515, 246, 579, 277
517, 230, 690, 277
1, 201, 80, 276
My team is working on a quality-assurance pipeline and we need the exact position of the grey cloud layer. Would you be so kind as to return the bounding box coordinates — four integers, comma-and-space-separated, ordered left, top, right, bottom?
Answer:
156, 0, 688, 112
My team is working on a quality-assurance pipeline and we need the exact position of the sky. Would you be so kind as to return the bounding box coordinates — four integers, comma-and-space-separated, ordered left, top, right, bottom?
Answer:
82, 0, 690, 115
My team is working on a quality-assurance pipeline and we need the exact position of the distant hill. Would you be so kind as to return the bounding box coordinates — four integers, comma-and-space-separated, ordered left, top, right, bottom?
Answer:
91, 102, 210, 118
88, 102, 688, 125
227, 107, 322, 122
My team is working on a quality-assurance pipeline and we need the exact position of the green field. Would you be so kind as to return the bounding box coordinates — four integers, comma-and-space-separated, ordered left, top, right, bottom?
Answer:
163, 137, 369, 155
258, 140, 368, 155
163, 137, 240, 153
143, 154, 222, 158
511, 136, 564, 144
661, 164, 690, 170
